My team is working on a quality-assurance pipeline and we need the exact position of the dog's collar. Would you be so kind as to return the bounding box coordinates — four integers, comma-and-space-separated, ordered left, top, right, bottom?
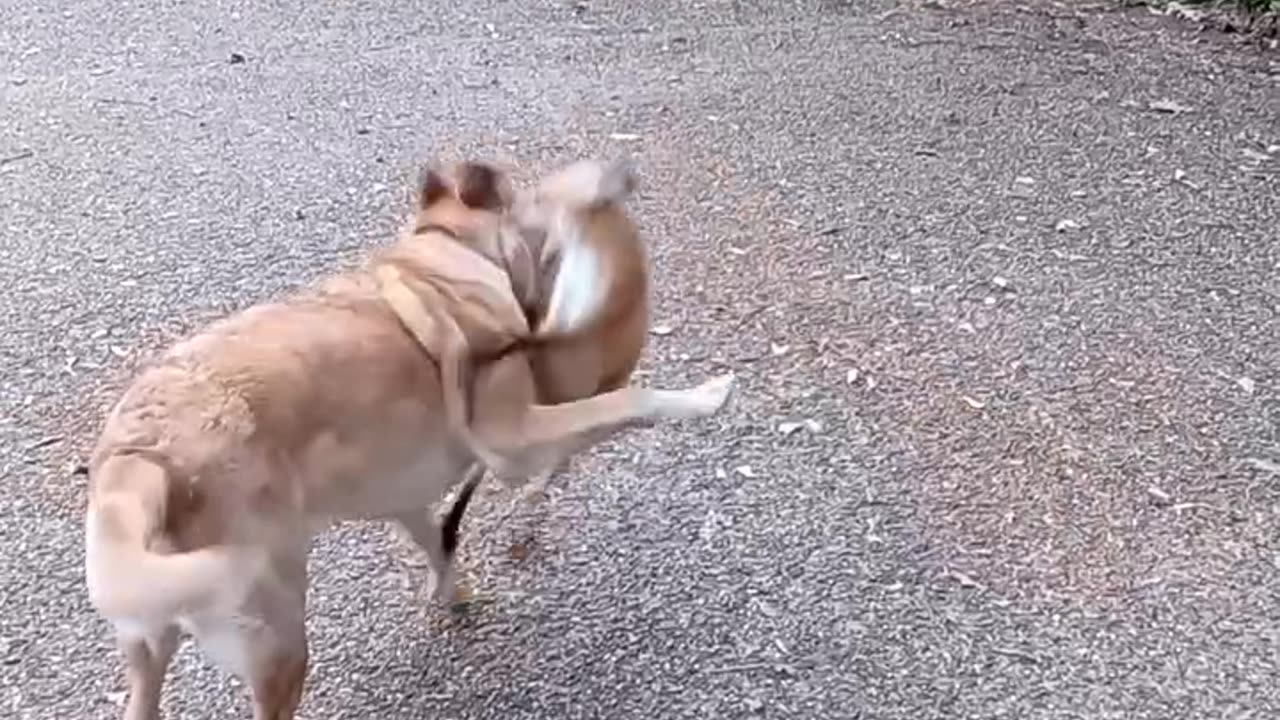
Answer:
413, 221, 462, 239
414, 220, 531, 316
413, 221, 508, 275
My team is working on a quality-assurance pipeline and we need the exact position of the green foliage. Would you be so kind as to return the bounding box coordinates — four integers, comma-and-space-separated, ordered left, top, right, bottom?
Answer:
1235, 0, 1278, 12
1180, 0, 1280, 13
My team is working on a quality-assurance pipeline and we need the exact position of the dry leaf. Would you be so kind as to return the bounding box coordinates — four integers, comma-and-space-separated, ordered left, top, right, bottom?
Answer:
1146, 486, 1172, 504
961, 395, 987, 410
1149, 98, 1193, 114
1162, 2, 1205, 21
1055, 219, 1080, 232
451, 582, 475, 605
778, 419, 823, 436
714, 467, 728, 480
650, 324, 675, 336
734, 465, 757, 478
1245, 457, 1280, 475
1237, 376, 1256, 394
865, 516, 884, 544
845, 368, 860, 385
1014, 176, 1035, 185
728, 245, 749, 256
951, 570, 984, 589
992, 276, 1010, 290
770, 343, 790, 356
508, 542, 530, 561
1174, 169, 1187, 182
609, 132, 642, 141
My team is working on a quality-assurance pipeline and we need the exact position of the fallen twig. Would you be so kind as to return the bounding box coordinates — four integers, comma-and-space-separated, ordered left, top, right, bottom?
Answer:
1, 150, 34, 166
705, 662, 773, 675
991, 646, 1040, 664
1168, 502, 1228, 514
93, 97, 150, 108
1245, 457, 1280, 475
28, 435, 64, 450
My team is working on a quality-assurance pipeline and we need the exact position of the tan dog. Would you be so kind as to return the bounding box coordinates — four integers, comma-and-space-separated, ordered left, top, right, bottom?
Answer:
84, 160, 733, 720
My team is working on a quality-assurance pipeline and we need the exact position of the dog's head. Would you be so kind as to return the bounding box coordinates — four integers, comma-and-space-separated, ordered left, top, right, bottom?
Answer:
413, 161, 513, 245
409, 161, 542, 314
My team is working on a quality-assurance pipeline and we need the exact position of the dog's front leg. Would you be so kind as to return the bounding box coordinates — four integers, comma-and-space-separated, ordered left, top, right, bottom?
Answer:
394, 462, 483, 606
473, 372, 736, 480
395, 512, 456, 604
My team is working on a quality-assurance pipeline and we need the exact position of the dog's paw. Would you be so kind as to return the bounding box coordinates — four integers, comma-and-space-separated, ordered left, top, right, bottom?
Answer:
522, 484, 550, 506
426, 565, 457, 607
687, 372, 736, 416
448, 580, 476, 614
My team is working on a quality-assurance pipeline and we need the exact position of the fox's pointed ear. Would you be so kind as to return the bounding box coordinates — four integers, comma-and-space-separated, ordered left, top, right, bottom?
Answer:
598, 158, 638, 200
538, 159, 637, 208
455, 162, 511, 210
418, 168, 450, 208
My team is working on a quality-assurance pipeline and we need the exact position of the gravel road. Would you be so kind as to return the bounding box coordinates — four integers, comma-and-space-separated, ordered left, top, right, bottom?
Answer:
2, 1, 1277, 718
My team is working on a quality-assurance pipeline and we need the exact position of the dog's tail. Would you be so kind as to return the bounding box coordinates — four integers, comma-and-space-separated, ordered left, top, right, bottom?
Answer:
85, 451, 260, 621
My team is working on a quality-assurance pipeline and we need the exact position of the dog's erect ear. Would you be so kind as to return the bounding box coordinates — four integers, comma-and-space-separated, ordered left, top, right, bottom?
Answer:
419, 168, 450, 208
455, 162, 509, 210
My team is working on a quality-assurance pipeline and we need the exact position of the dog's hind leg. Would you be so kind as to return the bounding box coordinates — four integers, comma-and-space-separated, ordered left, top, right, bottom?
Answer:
117, 625, 180, 720
190, 551, 309, 720
248, 632, 307, 720
246, 556, 310, 720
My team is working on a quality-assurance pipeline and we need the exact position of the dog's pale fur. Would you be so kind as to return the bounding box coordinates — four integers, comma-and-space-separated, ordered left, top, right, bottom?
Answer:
84, 160, 732, 720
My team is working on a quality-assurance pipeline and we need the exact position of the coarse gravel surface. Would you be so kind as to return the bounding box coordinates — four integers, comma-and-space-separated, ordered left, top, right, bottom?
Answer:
2, 1, 1278, 719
